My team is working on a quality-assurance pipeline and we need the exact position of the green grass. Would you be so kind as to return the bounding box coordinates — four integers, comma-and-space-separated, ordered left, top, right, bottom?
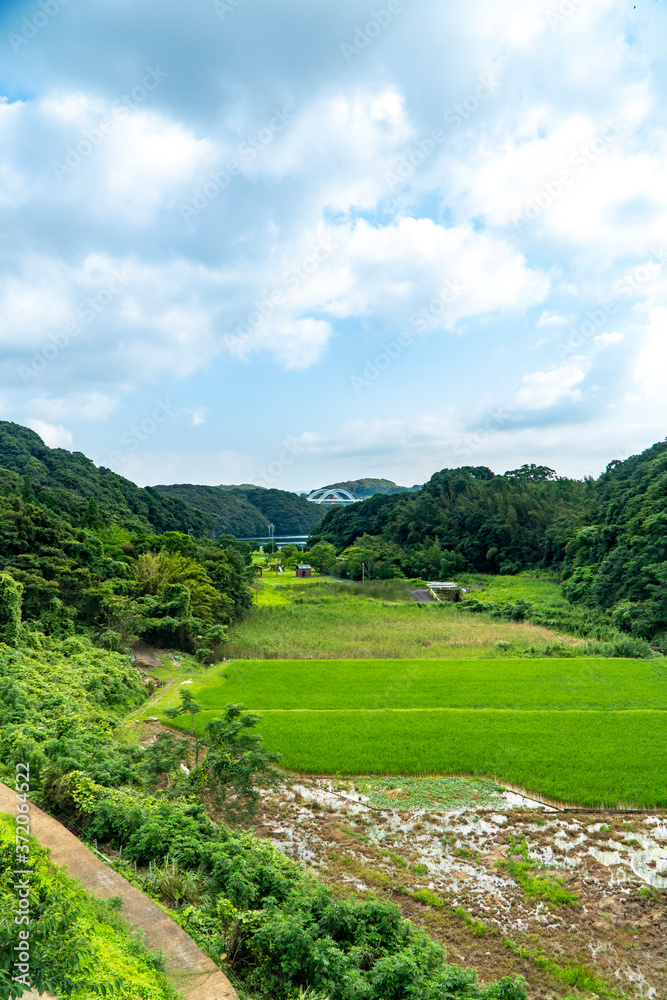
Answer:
158, 652, 667, 806
156, 575, 667, 807
226, 584, 577, 660
461, 573, 564, 605
179, 656, 667, 712
355, 776, 507, 811
0, 815, 179, 1000
205, 708, 666, 807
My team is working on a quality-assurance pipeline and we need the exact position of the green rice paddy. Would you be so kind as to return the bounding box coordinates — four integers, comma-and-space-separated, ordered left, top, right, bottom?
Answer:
184, 656, 667, 712
161, 655, 667, 807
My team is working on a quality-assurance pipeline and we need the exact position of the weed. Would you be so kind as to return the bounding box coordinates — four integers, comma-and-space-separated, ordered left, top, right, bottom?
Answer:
503, 937, 616, 997
452, 904, 491, 937
455, 847, 480, 863
496, 839, 579, 906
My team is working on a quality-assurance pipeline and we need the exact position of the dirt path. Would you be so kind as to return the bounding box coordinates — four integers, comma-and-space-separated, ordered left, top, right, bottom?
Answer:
0, 783, 237, 1000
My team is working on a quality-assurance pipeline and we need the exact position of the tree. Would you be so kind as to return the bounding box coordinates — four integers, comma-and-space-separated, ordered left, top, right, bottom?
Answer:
307, 541, 337, 575
81, 496, 105, 529
193, 704, 282, 816
164, 688, 205, 765
0, 573, 22, 646
164, 688, 203, 738
141, 732, 186, 785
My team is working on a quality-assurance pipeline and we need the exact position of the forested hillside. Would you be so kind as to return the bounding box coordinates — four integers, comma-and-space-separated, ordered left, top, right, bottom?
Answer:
231, 485, 325, 533
155, 483, 325, 535
0, 421, 213, 536
0, 424, 253, 656
321, 477, 418, 498
310, 448, 667, 646
310, 464, 591, 577
153, 483, 270, 536
562, 439, 667, 641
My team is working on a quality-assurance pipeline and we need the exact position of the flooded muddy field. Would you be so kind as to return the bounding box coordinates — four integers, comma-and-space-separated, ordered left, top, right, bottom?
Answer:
249, 776, 667, 999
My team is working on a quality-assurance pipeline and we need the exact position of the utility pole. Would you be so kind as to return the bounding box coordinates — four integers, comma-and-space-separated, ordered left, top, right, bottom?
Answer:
268, 522, 275, 553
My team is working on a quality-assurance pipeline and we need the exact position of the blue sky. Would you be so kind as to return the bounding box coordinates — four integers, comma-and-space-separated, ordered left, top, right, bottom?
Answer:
1, 0, 666, 491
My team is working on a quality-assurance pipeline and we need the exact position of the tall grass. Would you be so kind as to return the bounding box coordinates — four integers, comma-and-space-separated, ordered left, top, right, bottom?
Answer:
226, 597, 569, 660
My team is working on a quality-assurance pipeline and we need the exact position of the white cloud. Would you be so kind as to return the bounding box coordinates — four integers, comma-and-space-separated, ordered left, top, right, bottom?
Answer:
537, 311, 570, 327
631, 306, 667, 397
265, 319, 333, 371
28, 419, 73, 449
185, 407, 208, 427
593, 331, 623, 350
27, 391, 117, 422
514, 362, 586, 409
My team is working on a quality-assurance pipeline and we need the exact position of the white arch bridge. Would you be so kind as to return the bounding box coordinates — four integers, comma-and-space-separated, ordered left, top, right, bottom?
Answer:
306, 488, 359, 507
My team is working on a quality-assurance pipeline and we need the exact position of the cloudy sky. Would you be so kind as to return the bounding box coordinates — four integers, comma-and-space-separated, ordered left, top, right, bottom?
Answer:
1, 0, 666, 491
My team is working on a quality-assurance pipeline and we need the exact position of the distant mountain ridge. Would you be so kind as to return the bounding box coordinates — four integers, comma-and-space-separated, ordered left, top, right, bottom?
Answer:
152, 484, 270, 536
320, 478, 421, 498
154, 483, 326, 536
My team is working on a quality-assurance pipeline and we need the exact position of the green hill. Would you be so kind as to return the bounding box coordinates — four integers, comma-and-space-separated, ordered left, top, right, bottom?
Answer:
231, 486, 326, 534
155, 484, 325, 536
320, 478, 418, 498
0, 421, 213, 536
154, 484, 270, 536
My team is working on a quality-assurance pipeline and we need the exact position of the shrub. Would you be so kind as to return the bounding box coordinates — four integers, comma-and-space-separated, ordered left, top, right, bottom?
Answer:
0, 573, 22, 646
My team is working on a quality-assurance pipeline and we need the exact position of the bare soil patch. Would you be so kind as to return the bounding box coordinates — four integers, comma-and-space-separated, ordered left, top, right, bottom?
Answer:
247, 776, 667, 999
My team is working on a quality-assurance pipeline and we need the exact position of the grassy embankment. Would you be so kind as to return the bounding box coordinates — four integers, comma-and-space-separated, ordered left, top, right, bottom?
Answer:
0, 815, 179, 1000
152, 573, 667, 807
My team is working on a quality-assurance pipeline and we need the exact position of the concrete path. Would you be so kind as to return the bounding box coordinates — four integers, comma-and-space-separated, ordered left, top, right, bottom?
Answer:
410, 588, 436, 602
0, 783, 237, 1000
132, 640, 166, 672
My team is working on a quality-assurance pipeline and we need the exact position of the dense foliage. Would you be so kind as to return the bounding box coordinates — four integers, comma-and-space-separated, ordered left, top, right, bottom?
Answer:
61, 777, 527, 1000
310, 465, 589, 578
310, 448, 667, 645
233, 486, 326, 534
154, 482, 326, 536
561, 440, 667, 645
0, 421, 213, 536
0, 455, 252, 655
0, 632, 529, 999
0, 816, 178, 1000
153, 484, 270, 537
